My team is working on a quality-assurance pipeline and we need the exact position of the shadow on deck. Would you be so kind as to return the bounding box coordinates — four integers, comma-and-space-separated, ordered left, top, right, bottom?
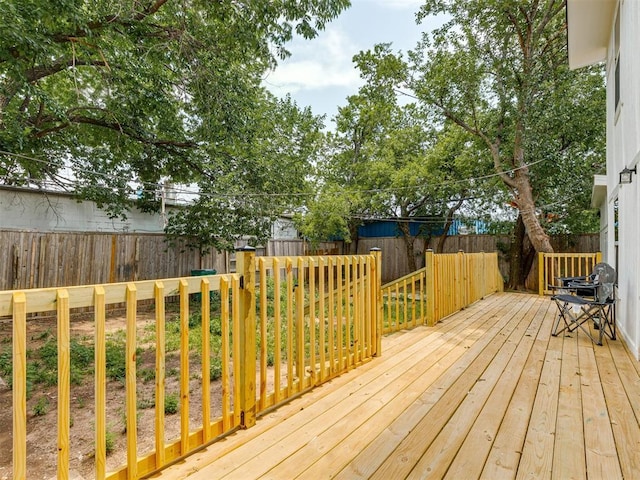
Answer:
152, 292, 640, 480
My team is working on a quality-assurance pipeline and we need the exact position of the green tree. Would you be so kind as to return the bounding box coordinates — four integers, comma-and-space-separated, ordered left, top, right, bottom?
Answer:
298, 44, 496, 271
0, 0, 349, 249
409, 0, 605, 288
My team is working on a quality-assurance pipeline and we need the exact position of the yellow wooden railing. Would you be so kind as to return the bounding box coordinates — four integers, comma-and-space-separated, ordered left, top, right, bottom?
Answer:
3, 247, 507, 479
538, 252, 602, 296
1, 249, 381, 480
381, 250, 503, 334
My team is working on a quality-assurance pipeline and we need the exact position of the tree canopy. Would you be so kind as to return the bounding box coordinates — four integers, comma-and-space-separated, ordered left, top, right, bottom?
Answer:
0, 0, 348, 250
409, 0, 605, 256
296, 43, 497, 268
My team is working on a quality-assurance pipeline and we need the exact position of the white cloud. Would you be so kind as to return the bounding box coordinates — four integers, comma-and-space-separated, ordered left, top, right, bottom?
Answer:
371, 0, 423, 9
265, 28, 362, 95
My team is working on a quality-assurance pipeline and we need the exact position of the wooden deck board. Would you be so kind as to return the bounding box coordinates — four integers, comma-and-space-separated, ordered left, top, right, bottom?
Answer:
552, 322, 586, 480
153, 293, 640, 480
480, 302, 553, 480
443, 298, 551, 480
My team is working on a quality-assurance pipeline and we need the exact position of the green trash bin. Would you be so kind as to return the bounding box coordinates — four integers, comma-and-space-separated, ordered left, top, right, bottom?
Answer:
191, 269, 217, 301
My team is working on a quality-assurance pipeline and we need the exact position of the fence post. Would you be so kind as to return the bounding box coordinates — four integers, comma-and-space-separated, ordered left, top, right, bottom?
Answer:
538, 252, 545, 296
425, 250, 436, 326
236, 246, 257, 429
370, 248, 382, 356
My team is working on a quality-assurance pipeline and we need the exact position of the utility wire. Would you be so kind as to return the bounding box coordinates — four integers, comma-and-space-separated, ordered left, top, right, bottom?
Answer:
1, 149, 553, 201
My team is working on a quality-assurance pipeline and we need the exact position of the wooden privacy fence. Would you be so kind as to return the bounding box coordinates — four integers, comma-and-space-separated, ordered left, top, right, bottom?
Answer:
381, 250, 503, 334
1, 249, 380, 480
538, 252, 602, 296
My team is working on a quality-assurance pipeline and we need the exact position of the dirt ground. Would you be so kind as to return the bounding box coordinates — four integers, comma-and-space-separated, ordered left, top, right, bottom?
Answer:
0, 308, 227, 480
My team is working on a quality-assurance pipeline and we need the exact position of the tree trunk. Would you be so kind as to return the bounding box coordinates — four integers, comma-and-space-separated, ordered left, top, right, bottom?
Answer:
347, 223, 359, 254
507, 215, 525, 290
436, 197, 465, 253
507, 213, 539, 290
513, 169, 553, 253
397, 221, 418, 272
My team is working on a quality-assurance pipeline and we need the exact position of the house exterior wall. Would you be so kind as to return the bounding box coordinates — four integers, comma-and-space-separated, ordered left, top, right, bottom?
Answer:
603, 0, 640, 358
0, 186, 167, 233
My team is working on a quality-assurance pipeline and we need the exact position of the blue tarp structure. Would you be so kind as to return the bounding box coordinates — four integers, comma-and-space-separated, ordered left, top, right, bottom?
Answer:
357, 219, 462, 238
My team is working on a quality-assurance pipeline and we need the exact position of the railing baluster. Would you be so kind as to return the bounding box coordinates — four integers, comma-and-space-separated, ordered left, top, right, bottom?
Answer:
327, 257, 335, 375
318, 257, 326, 382
220, 277, 231, 431
57, 289, 70, 480
153, 282, 166, 469
125, 283, 138, 479
273, 259, 282, 404
259, 258, 268, 411
286, 257, 294, 396
344, 257, 352, 370
336, 256, 344, 372
178, 279, 190, 453
309, 257, 316, 384
201, 277, 211, 441
232, 275, 242, 427
94, 286, 107, 479
12, 292, 27, 480
296, 257, 305, 390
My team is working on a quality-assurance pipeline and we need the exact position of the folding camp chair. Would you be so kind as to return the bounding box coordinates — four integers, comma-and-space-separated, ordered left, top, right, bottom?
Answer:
551, 262, 617, 346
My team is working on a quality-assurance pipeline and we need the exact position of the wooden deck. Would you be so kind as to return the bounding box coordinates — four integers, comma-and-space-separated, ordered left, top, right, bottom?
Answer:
152, 292, 640, 480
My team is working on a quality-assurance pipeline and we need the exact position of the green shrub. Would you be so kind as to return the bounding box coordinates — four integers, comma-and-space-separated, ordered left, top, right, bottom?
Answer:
0, 349, 12, 386
105, 340, 141, 382
105, 427, 115, 456
165, 393, 179, 414
105, 340, 126, 381
210, 355, 222, 380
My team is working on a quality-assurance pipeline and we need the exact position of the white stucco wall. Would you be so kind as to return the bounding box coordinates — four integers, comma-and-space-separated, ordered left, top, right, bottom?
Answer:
604, 0, 640, 358
0, 187, 167, 233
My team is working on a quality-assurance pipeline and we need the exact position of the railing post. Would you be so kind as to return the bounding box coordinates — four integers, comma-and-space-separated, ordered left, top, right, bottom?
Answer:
425, 250, 436, 326
370, 248, 382, 356
12, 292, 27, 480
538, 252, 545, 296
236, 246, 257, 429
57, 289, 70, 480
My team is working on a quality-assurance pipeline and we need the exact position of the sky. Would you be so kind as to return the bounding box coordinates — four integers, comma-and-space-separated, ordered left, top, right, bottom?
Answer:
264, 0, 444, 128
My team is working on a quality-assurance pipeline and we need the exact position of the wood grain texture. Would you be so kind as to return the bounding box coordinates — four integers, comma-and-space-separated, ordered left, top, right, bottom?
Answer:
152, 293, 639, 480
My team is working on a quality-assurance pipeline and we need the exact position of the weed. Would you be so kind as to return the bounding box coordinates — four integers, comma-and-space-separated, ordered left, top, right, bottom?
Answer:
32, 329, 52, 341
139, 368, 156, 383
105, 340, 126, 381
210, 355, 222, 381
105, 340, 141, 382
105, 427, 115, 456
137, 396, 155, 410
0, 349, 11, 385
32, 396, 50, 416
165, 392, 179, 414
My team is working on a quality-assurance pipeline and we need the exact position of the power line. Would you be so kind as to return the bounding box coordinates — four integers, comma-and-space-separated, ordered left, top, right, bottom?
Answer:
1, 149, 548, 200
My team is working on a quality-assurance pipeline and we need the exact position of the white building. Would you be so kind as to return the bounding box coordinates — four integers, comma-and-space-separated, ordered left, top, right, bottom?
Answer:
567, 0, 639, 359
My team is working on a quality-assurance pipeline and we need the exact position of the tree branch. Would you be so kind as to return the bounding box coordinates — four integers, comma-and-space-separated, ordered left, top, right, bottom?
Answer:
32, 111, 197, 152
25, 58, 110, 84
